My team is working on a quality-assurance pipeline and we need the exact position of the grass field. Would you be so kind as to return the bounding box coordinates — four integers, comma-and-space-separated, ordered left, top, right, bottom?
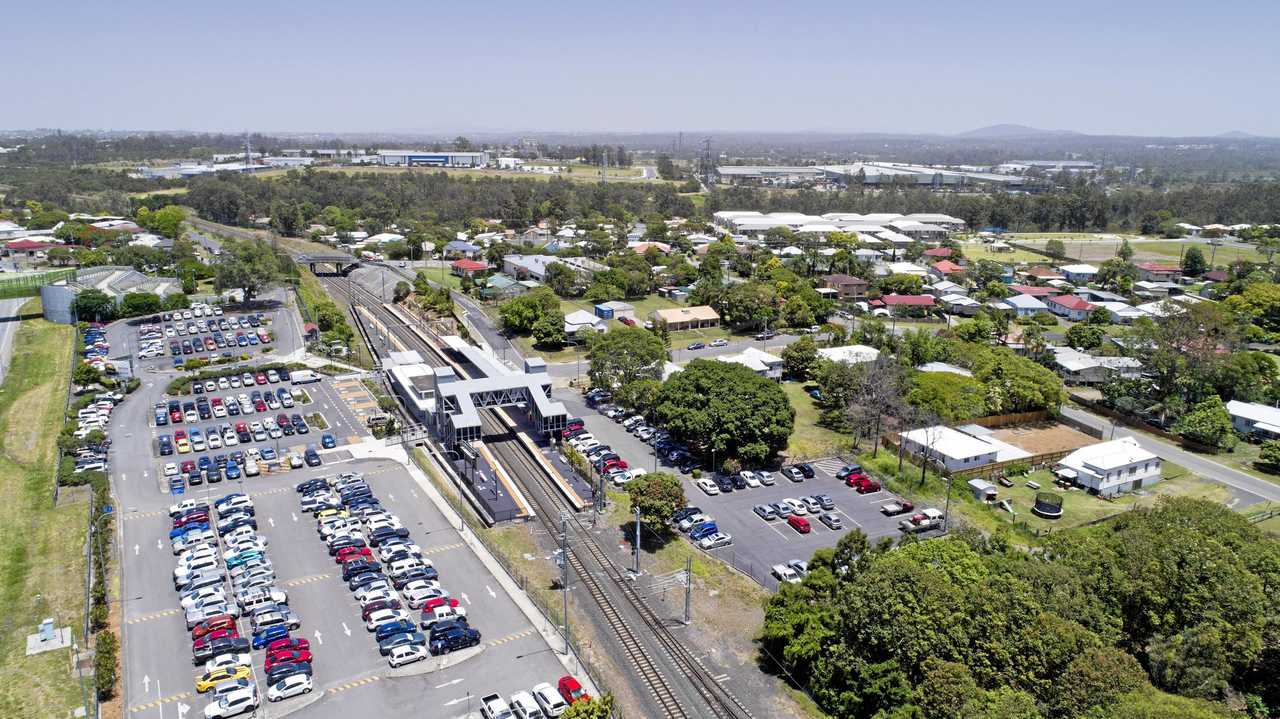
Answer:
0, 299, 87, 718
961, 245, 1048, 263
1017, 237, 1267, 264
782, 382, 853, 459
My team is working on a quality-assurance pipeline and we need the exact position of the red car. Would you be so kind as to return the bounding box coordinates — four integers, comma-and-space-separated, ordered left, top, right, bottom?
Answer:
421, 596, 460, 613
787, 515, 811, 534
211, 397, 223, 408
254, 400, 267, 413
265, 649, 313, 671
174, 429, 188, 441
173, 512, 209, 528
334, 546, 372, 564
601, 458, 628, 472
255, 373, 268, 385
170, 408, 184, 423
192, 627, 238, 650
558, 675, 589, 705
855, 480, 882, 494
180, 460, 197, 474
191, 614, 236, 640
266, 637, 310, 654
843, 472, 871, 487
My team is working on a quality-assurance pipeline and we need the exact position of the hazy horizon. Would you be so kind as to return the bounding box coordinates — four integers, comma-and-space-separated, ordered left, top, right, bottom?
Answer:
9, 0, 1279, 137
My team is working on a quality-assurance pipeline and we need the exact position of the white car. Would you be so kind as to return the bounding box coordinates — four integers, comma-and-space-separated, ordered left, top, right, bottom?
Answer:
783, 498, 808, 516
169, 499, 207, 516
695, 478, 720, 496
481, 694, 514, 719
509, 691, 543, 719
354, 584, 395, 604
365, 608, 412, 631
532, 682, 569, 717
216, 495, 254, 514
243, 460, 260, 477
698, 532, 733, 550
401, 581, 446, 609
206, 433, 223, 449
388, 643, 429, 668
740, 470, 761, 488
164, 463, 179, 477
204, 686, 258, 718
677, 513, 712, 532
218, 377, 230, 390
266, 673, 312, 702
204, 653, 251, 674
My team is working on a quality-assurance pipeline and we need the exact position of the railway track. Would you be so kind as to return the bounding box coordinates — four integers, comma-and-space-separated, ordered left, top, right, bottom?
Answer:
319, 272, 753, 719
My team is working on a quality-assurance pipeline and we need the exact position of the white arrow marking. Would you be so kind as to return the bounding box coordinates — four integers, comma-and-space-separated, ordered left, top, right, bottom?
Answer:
267, 517, 275, 527
341, 622, 351, 636
460, 592, 470, 605
313, 630, 323, 645
486, 585, 495, 599
120, 473, 127, 482
435, 678, 464, 689
157, 539, 163, 550
177, 701, 190, 719
291, 513, 297, 523
133, 544, 139, 556
443, 695, 473, 707
142, 674, 150, 693
387, 493, 395, 502
409, 489, 417, 498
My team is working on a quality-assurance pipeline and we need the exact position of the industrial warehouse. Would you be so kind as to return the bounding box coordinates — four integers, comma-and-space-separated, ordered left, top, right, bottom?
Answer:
715, 161, 1028, 188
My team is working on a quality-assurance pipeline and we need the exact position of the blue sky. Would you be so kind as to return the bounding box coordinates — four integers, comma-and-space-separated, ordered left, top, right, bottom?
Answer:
7, 0, 1277, 136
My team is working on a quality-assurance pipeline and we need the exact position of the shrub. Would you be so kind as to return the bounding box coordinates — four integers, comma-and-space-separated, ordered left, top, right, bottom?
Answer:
691, 468, 702, 479
94, 631, 119, 699
721, 458, 742, 476
1004, 462, 1030, 476
90, 604, 108, 631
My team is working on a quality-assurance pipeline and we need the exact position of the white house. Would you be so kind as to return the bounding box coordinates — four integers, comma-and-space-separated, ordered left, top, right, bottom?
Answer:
886, 261, 929, 277
1045, 294, 1097, 321
1094, 301, 1151, 324
1001, 294, 1049, 317
940, 294, 981, 316
926, 280, 967, 297
713, 347, 784, 380
1051, 348, 1143, 385
816, 344, 880, 365
900, 426, 1003, 472
564, 310, 606, 339
1057, 264, 1098, 284
1225, 400, 1280, 439
1054, 437, 1161, 497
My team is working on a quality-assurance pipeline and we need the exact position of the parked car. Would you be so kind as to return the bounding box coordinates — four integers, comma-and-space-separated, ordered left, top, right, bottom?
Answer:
786, 515, 811, 534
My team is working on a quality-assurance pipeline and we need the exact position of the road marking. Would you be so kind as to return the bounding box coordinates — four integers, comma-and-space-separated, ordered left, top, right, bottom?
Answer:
326, 675, 381, 696
120, 473, 127, 482
314, 629, 324, 645
443, 693, 474, 707
486, 627, 535, 647
485, 585, 496, 599
125, 509, 166, 520
282, 572, 333, 587
460, 592, 470, 605
134, 544, 139, 556
435, 678, 465, 689
713, 673, 730, 683
422, 542, 465, 557
128, 608, 181, 624
128, 691, 190, 713
342, 622, 351, 636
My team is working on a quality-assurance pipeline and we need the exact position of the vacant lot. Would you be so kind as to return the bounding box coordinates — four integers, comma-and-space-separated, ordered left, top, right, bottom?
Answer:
782, 382, 854, 459
991, 422, 1098, 455
0, 300, 85, 718
1018, 237, 1267, 264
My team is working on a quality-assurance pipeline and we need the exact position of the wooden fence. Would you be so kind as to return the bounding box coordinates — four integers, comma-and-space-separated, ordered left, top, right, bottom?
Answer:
1067, 392, 1221, 454
966, 410, 1054, 429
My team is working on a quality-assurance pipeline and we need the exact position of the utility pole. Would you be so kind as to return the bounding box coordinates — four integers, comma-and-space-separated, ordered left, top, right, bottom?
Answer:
559, 513, 570, 648
683, 556, 693, 625
633, 506, 642, 574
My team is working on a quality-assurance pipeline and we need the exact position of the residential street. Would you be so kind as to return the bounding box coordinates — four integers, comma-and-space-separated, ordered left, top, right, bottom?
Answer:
1060, 405, 1280, 505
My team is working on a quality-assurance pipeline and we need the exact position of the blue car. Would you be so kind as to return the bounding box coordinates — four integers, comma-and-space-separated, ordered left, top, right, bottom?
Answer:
236, 336, 249, 347
252, 624, 290, 649
321, 434, 336, 449
226, 550, 263, 568
689, 522, 718, 541
260, 447, 277, 461
198, 456, 213, 471
225, 464, 241, 480
374, 620, 417, 642
173, 357, 184, 368
169, 478, 185, 495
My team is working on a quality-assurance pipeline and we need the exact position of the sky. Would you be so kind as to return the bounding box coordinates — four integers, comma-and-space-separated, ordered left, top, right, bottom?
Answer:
7, 0, 1279, 137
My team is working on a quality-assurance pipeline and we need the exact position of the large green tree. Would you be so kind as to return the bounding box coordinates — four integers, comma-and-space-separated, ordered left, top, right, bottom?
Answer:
906, 371, 987, 423
1174, 396, 1238, 450
587, 326, 666, 391
213, 238, 291, 302
70, 289, 116, 322
626, 473, 685, 537
654, 359, 794, 465
781, 335, 820, 380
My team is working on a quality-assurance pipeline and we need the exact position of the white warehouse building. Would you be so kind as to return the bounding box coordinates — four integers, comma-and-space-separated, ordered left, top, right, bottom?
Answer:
378, 150, 490, 167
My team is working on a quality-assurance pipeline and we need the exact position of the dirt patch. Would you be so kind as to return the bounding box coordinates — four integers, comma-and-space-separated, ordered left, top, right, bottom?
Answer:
2, 383, 57, 465
991, 422, 1097, 455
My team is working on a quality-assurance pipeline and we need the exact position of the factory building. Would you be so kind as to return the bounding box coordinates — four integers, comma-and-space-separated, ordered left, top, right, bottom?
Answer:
377, 150, 490, 168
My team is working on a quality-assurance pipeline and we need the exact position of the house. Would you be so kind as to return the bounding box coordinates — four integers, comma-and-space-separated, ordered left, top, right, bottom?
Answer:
1007, 284, 1056, 297
443, 240, 482, 258
1051, 347, 1142, 385
1054, 437, 1161, 497
365, 232, 405, 245
922, 246, 954, 259
886, 261, 929, 277
898, 426, 1027, 472
1001, 294, 1049, 317
1134, 280, 1180, 297
503, 254, 607, 283
451, 259, 488, 277
1074, 288, 1127, 303
650, 306, 720, 332
988, 241, 1014, 253
926, 280, 966, 297
4, 238, 58, 258
1135, 262, 1181, 282
917, 362, 972, 377
967, 479, 998, 502
1094, 301, 1151, 324
713, 347, 784, 380
630, 242, 672, 255
929, 260, 965, 279
564, 310, 607, 339
1175, 222, 1203, 237
816, 344, 880, 364
593, 301, 636, 322
881, 294, 936, 315
1058, 264, 1098, 284
940, 294, 981, 316
1225, 400, 1280, 439
821, 274, 869, 300
480, 274, 527, 300
1045, 294, 1096, 321
1203, 270, 1230, 283
1020, 266, 1064, 283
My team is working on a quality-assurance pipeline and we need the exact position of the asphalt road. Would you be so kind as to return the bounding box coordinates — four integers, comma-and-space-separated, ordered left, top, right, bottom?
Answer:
0, 297, 27, 383
1060, 405, 1280, 504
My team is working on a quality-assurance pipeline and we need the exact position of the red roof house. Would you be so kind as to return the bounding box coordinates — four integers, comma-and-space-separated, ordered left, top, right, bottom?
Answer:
1008, 284, 1056, 297
922, 247, 953, 258
451, 259, 489, 277
1134, 262, 1181, 281
1046, 294, 1097, 320
5, 238, 57, 251
882, 294, 936, 307
930, 260, 965, 276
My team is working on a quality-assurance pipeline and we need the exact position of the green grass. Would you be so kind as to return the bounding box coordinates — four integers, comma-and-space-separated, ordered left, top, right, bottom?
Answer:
961, 245, 1047, 263
127, 187, 189, 198
0, 299, 88, 718
782, 382, 853, 459
297, 269, 375, 369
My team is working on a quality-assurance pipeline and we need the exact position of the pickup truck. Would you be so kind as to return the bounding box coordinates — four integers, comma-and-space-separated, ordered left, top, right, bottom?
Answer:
880, 500, 915, 517
771, 564, 802, 584
898, 508, 944, 533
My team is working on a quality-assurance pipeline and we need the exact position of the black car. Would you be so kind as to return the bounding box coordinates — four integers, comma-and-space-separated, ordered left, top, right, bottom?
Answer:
265, 661, 312, 686
341, 560, 380, 581
194, 637, 250, 665
296, 478, 327, 493
797, 463, 816, 479
429, 627, 481, 656
374, 619, 417, 642
427, 617, 470, 640
304, 449, 321, 467
670, 507, 702, 524
218, 517, 256, 536
369, 526, 410, 546
714, 475, 734, 493
328, 537, 367, 555
392, 567, 438, 589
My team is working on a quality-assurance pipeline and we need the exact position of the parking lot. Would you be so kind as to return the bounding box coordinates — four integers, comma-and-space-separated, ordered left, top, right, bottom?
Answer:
116, 455, 580, 718
557, 393, 937, 589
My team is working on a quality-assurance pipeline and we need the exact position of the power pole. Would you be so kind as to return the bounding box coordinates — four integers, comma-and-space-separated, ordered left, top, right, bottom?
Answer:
633, 506, 642, 574
683, 556, 693, 625
700, 137, 714, 186
559, 513, 570, 647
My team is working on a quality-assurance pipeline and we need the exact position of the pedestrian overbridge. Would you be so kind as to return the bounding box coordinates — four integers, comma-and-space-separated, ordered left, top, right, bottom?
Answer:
296, 252, 360, 275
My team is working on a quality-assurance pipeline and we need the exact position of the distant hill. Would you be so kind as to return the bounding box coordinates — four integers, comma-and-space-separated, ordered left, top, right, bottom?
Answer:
956, 124, 1083, 139
1217, 130, 1258, 139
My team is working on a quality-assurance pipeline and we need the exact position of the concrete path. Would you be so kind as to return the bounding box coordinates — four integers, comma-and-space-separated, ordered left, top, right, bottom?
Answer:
0, 298, 28, 384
